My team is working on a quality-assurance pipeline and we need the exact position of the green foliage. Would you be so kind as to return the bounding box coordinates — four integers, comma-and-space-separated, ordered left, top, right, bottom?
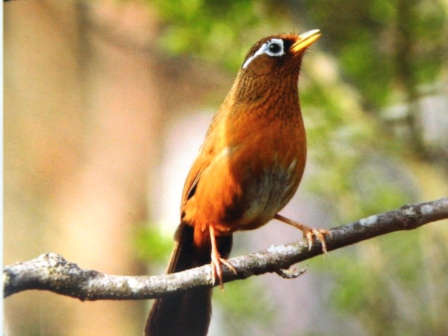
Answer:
314, 231, 435, 335
133, 225, 173, 264
215, 278, 276, 335
149, 0, 297, 69
304, 0, 447, 108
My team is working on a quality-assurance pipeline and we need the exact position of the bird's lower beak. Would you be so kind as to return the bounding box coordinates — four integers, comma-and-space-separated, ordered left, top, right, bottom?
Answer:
291, 29, 321, 54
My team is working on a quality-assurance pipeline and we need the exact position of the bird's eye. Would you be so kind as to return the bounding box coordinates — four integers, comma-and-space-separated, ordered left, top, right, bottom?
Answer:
242, 38, 285, 69
265, 40, 284, 56
268, 42, 282, 54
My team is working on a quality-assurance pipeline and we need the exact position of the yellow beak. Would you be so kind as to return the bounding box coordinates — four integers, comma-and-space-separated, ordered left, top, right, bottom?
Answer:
291, 29, 321, 54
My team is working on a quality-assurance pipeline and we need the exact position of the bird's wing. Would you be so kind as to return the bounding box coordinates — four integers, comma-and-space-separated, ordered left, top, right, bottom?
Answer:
180, 117, 225, 207
181, 151, 208, 205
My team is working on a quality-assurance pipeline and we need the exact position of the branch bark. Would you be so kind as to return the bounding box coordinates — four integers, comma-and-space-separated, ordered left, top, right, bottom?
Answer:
4, 198, 448, 301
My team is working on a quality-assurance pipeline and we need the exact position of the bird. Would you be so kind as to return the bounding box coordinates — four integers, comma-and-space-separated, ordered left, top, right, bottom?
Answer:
145, 29, 329, 336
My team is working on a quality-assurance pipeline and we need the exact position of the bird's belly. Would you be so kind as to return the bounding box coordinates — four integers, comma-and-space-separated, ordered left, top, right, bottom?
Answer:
235, 163, 299, 230
208, 151, 302, 234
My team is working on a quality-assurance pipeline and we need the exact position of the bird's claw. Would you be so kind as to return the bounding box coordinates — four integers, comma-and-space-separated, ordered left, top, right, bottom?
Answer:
304, 228, 332, 253
275, 267, 307, 279
274, 214, 332, 254
210, 255, 237, 288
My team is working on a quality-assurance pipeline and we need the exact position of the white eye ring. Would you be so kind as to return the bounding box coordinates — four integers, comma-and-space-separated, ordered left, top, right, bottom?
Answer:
242, 38, 285, 69
265, 39, 284, 56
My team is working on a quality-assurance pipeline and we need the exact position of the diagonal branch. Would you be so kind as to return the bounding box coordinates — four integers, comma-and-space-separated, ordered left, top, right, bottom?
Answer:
4, 198, 448, 301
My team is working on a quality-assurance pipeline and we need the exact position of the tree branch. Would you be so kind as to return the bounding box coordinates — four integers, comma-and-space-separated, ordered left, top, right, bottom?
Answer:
4, 198, 448, 301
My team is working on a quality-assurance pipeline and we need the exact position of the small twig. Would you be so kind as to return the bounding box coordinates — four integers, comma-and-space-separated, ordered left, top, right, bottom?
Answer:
275, 267, 307, 279
4, 198, 448, 301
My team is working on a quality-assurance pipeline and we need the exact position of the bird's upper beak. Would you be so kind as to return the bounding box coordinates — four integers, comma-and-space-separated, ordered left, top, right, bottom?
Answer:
291, 29, 321, 54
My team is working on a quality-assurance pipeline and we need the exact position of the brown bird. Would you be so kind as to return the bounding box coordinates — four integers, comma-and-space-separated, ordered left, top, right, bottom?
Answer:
145, 29, 329, 336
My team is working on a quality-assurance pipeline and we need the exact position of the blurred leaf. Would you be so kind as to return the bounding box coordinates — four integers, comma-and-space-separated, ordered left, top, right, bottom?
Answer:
150, 0, 291, 69
304, 0, 448, 109
133, 224, 173, 263
215, 278, 276, 335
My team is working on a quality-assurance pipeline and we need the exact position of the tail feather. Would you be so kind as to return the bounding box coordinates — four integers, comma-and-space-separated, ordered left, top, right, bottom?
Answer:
145, 224, 232, 336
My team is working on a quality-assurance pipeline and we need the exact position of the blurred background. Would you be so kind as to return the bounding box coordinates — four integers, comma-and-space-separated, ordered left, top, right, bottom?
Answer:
4, 0, 448, 335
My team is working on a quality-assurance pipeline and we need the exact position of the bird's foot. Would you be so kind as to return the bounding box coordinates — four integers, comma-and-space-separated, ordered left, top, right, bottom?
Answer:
209, 225, 237, 287
274, 214, 332, 253
210, 252, 237, 288
276, 266, 307, 279
302, 227, 332, 253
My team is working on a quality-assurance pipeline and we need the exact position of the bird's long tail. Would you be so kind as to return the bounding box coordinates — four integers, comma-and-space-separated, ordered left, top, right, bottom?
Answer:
145, 223, 232, 336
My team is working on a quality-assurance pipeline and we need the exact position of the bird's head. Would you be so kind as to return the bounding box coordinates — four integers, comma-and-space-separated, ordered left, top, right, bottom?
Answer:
231, 30, 321, 104
242, 29, 321, 77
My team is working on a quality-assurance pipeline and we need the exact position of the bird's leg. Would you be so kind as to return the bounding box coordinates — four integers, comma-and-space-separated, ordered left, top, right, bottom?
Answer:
274, 214, 331, 253
209, 225, 237, 288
